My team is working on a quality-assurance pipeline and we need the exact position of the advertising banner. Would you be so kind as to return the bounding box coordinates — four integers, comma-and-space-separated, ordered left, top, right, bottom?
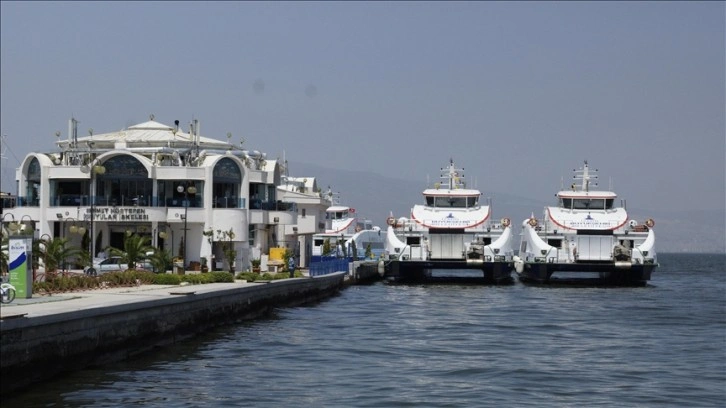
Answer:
8, 237, 33, 299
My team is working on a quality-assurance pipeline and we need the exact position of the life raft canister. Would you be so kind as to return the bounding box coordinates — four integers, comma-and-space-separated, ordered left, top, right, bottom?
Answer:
528, 217, 538, 227
645, 218, 655, 228
501, 217, 511, 227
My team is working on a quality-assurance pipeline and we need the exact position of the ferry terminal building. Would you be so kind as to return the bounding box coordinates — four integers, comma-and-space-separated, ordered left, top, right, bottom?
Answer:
3, 116, 333, 271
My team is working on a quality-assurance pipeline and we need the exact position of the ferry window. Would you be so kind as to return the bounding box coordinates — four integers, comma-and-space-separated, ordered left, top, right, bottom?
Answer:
573, 199, 592, 209
468, 196, 479, 207
301, 208, 306, 217
435, 196, 466, 208
560, 198, 572, 209
589, 200, 605, 210
314, 239, 324, 246
452, 197, 466, 208
426, 196, 435, 206
605, 199, 614, 209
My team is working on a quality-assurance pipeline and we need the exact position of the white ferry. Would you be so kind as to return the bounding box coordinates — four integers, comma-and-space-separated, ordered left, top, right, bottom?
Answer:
311, 189, 384, 262
384, 159, 514, 283
514, 161, 658, 285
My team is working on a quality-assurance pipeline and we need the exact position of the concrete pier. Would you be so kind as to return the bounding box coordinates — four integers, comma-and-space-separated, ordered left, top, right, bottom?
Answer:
0, 273, 345, 396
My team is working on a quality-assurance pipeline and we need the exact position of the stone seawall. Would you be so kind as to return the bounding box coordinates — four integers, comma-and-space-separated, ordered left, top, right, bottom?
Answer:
0, 273, 345, 395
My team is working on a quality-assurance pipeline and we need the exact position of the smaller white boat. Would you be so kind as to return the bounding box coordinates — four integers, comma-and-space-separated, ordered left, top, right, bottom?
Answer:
514, 161, 658, 285
383, 159, 514, 283
311, 189, 384, 261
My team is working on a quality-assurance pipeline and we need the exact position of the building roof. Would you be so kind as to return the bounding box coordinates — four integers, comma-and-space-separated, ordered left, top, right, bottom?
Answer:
57, 119, 236, 150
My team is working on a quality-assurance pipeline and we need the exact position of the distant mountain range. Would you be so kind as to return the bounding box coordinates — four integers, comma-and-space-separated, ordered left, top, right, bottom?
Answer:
289, 161, 725, 254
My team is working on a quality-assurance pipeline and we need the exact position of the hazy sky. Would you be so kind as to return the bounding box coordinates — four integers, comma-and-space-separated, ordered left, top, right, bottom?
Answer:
1, 1, 724, 214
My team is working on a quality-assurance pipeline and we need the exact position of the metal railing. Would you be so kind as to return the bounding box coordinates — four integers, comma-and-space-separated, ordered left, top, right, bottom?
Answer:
309, 258, 349, 277
250, 200, 297, 211
44, 194, 254, 210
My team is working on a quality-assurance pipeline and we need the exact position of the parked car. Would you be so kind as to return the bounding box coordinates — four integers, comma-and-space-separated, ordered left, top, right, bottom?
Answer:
84, 256, 154, 276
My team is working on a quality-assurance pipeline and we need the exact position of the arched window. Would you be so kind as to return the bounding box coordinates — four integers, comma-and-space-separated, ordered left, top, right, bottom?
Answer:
25, 157, 41, 206
213, 158, 242, 208
96, 155, 152, 206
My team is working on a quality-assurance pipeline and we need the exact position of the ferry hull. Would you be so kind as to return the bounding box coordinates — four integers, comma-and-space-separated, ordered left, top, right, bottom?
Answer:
385, 260, 513, 284
517, 262, 656, 286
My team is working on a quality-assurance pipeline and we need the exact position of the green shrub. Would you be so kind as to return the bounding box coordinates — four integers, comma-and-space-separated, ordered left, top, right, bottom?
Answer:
209, 271, 234, 282
33, 273, 103, 293
33, 281, 49, 294
152, 273, 183, 285
31, 268, 237, 294
236, 272, 258, 282
182, 274, 214, 284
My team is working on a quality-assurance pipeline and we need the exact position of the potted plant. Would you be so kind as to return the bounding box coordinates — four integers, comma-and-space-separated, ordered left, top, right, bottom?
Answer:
200, 257, 209, 273
251, 258, 261, 273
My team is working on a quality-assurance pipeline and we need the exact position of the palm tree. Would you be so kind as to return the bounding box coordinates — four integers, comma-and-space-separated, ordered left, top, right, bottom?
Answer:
38, 237, 83, 275
108, 233, 154, 270
148, 247, 172, 273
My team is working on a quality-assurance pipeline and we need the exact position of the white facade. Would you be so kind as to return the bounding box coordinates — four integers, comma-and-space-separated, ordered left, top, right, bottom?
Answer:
3, 117, 297, 272
276, 176, 331, 267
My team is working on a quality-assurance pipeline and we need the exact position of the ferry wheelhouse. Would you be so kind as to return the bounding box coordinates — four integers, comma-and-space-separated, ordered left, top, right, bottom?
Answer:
515, 161, 657, 285
384, 159, 514, 283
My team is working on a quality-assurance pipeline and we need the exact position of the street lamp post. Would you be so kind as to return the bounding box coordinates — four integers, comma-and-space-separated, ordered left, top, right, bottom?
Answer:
1, 213, 18, 238
59, 217, 84, 239
83, 163, 105, 275
19, 215, 36, 238
177, 183, 197, 272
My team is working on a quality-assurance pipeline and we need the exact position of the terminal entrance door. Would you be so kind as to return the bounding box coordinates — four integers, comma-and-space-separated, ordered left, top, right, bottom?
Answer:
110, 232, 125, 253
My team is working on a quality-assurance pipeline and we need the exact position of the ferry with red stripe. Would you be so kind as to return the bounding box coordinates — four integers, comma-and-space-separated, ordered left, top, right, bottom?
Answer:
383, 159, 514, 283
514, 161, 658, 285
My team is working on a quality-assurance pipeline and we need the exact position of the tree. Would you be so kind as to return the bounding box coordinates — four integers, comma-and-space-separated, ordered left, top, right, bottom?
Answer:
149, 247, 172, 273
108, 233, 154, 270
322, 238, 331, 256
216, 228, 236, 274
38, 237, 82, 275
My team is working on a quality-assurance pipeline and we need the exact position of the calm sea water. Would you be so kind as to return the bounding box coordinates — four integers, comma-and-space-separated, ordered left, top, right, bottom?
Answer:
4, 253, 725, 407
